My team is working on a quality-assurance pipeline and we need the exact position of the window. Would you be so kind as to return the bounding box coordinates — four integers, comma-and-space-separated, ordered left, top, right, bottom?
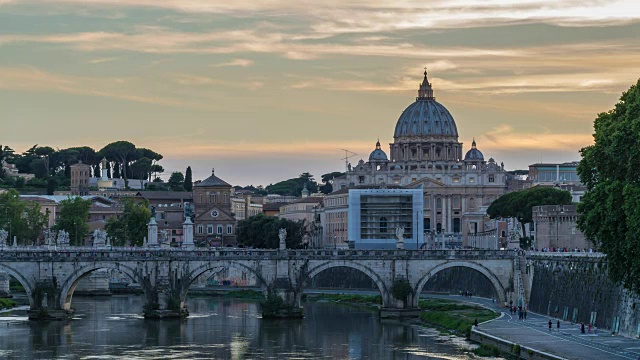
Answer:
217, 225, 223, 234
453, 218, 461, 233
424, 218, 431, 231
469, 177, 475, 183
380, 217, 388, 233
489, 175, 495, 183
227, 225, 233, 234
197, 225, 204, 234
359, 176, 365, 184
207, 225, 213, 234
453, 177, 460, 183
436, 198, 442, 209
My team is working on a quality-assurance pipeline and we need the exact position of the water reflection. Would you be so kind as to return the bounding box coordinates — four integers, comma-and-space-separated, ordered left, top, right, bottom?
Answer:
0, 295, 482, 359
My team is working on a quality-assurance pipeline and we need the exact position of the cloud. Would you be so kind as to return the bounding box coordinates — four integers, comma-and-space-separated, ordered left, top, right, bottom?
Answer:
0, 66, 194, 107
87, 57, 118, 64
3, 0, 639, 30
479, 124, 593, 151
210, 58, 254, 67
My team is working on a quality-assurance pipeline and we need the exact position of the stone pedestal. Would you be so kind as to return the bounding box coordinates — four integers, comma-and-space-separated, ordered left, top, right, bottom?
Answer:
182, 218, 195, 249
147, 218, 159, 247
0, 272, 11, 298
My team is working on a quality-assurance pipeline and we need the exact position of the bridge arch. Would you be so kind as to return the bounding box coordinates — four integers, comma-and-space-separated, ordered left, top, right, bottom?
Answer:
305, 261, 389, 305
58, 262, 140, 310
183, 260, 268, 299
0, 263, 35, 307
414, 261, 507, 305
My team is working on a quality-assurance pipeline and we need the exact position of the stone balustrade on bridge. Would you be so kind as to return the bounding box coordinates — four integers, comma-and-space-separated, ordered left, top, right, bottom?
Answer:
0, 247, 519, 321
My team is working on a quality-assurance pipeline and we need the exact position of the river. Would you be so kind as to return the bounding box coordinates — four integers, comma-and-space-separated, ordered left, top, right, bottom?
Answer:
0, 295, 490, 359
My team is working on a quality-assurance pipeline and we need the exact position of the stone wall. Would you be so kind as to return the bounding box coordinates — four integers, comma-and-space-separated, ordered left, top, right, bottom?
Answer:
421, 267, 498, 298
528, 257, 640, 337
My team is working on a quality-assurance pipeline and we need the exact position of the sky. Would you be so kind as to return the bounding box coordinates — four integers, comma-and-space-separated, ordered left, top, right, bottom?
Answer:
1, 0, 639, 186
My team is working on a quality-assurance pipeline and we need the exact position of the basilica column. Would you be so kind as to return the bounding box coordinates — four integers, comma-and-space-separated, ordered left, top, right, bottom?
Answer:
431, 194, 436, 233
442, 195, 448, 234
446, 196, 452, 233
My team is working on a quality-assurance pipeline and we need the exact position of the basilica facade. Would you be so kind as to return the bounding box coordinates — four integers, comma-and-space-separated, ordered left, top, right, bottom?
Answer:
333, 71, 508, 247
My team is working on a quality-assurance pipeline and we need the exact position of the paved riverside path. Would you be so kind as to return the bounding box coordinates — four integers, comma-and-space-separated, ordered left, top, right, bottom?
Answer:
428, 294, 640, 360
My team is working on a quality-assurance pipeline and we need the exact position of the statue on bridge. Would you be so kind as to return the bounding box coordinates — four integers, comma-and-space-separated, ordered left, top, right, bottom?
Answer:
57, 230, 70, 247
395, 227, 405, 250
159, 230, 169, 245
92, 229, 107, 247
279, 228, 287, 250
184, 202, 195, 222
43, 229, 56, 246
0, 229, 7, 246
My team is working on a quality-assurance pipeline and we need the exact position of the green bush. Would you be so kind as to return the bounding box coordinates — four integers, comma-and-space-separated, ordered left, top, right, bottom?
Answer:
512, 344, 521, 356
0, 298, 16, 309
391, 279, 412, 304
473, 344, 501, 357
260, 292, 289, 317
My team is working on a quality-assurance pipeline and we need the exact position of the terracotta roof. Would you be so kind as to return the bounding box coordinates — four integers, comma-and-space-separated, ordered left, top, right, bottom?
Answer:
194, 172, 231, 187
136, 191, 193, 201
288, 196, 324, 204
262, 203, 283, 211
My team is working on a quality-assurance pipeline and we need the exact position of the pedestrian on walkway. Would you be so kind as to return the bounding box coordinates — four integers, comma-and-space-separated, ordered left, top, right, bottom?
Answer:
581, 323, 585, 334
474, 318, 478, 327
557, 320, 560, 332
524, 310, 527, 320
548, 320, 552, 331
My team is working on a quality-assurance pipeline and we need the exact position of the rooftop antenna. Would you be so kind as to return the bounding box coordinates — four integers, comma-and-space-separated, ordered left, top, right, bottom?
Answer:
340, 149, 357, 172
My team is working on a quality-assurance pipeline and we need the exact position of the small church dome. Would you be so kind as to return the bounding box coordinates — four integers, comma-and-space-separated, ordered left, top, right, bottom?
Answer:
369, 140, 388, 161
464, 139, 484, 161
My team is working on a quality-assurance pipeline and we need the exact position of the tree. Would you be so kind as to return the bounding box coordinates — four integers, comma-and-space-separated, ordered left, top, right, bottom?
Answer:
54, 197, 91, 246
99, 141, 136, 189
130, 157, 153, 187
487, 187, 572, 237
47, 177, 57, 195
0, 189, 47, 245
265, 173, 319, 196
105, 198, 151, 246
150, 164, 164, 180
168, 172, 185, 191
34, 146, 55, 177
577, 78, 640, 293
319, 171, 345, 194
236, 214, 307, 249
184, 166, 193, 192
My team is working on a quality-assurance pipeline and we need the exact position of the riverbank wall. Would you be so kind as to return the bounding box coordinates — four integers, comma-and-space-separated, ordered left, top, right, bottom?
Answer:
526, 256, 640, 338
470, 327, 565, 360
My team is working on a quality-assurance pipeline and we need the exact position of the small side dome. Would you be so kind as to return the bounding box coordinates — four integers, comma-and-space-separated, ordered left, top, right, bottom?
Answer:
464, 138, 484, 161
369, 140, 388, 161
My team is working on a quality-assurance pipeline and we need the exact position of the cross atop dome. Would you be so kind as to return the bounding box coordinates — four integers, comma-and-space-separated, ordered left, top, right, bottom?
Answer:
417, 68, 435, 100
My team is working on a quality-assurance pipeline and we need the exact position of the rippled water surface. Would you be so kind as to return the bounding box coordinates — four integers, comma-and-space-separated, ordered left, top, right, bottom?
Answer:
0, 295, 486, 359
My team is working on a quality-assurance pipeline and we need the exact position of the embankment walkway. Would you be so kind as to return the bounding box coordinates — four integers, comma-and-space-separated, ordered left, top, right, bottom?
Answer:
430, 295, 640, 360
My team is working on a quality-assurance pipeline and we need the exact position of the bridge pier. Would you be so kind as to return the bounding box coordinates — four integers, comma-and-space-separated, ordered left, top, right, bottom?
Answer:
28, 280, 74, 321
0, 272, 11, 298
143, 288, 189, 319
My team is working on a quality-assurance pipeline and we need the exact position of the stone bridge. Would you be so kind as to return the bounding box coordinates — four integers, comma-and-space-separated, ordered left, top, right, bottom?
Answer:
0, 247, 516, 320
